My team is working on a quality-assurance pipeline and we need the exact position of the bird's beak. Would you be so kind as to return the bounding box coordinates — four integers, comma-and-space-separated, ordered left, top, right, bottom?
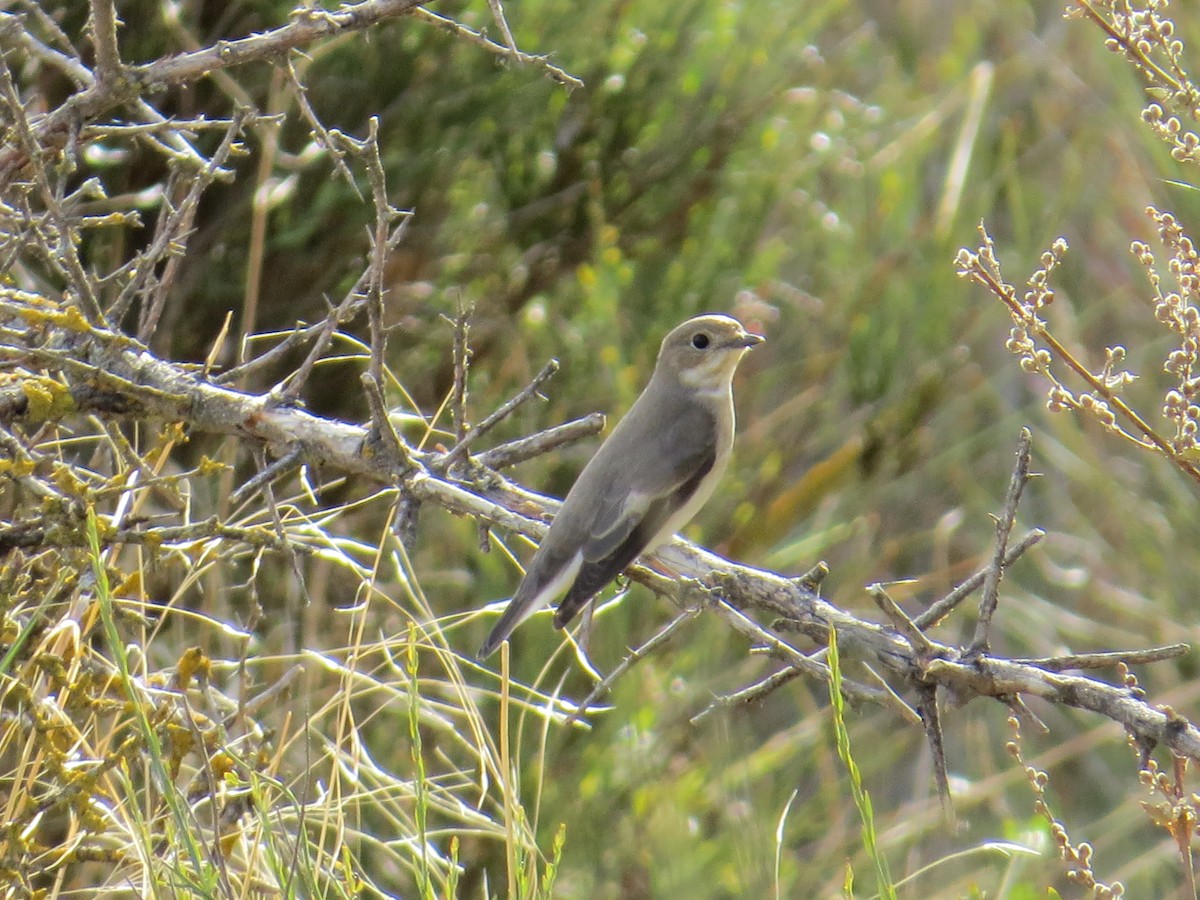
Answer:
727, 332, 765, 349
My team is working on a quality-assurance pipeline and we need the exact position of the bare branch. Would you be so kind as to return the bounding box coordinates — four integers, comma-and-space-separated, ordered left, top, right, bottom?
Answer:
1014, 645, 1190, 672
439, 359, 560, 472
359, 117, 396, 394
286, 58, 359, 195
870, 583, 938, 660
485, 0, 520, 60
914, 528, 1044, 630
567, 607, 700, 725
448, 304, 472, 449
126, 112, 253, 337
1, 13, 92, 86
410, 7, 584, 89
87, 0, 122, 85
229, 445, 305, 507
1, 0, 567, 183
917, 685, 953, 819
0, 56, 106, 326
475, 412, 605, 470
133, 1, 426, 87
969, 427, 1033, 655
4, 302, 1200, 767
691, 665, 804, 724
362, 370, 414, 472
1006, 694, 1049, 735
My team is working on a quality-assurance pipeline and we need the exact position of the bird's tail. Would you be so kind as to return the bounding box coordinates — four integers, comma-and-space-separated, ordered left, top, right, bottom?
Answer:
476, 597, 531, 660
476, 551, 583, 659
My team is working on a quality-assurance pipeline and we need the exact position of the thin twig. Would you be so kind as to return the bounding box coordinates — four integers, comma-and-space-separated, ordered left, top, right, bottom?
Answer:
1, 0, 578, 185
705, 594, 892, 711
1004, 694, 1049, 735
286, 57, 359, 195
3, 7, 85, 81
449, 304, 472, 448
216, 321, 325, 386
229, 445, 304, 507
475, 412, 605, 470
360, 116, 394, 393
690, 665, 805, 724
4, 12, 92, 86
1013, 644, 1190, 672
230, 664, 304, 723
859, 662, 922, 724
252, 446, 312, 639
969, 428, 1033, 655
438, 359, 560, 472
870, 583, 938, 660
566, 607, 700, 725
278, 281, 368, 401
916, 684, 953, 819
485, 0, 520, 59
0, 55, 106, 326
0, 424, 67, 502
914, 529, 1044, 630
410, 7, 583, 88
88, 0, 122, 86
273, 127, 408, 404
127, 112, 251, 337
361, 371, 413, 471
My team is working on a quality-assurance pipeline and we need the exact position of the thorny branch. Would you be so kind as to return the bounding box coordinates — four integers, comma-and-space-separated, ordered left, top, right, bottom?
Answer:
439, 358, 561, 472
969, 427, 1033, 655
87, 0, 122, 87
474, 412, 605, 470
0, 0, 583, 184
2, 302, 1197, 775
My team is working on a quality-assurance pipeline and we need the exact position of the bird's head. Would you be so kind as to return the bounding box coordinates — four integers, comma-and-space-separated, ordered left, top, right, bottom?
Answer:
656, 314, 764, 392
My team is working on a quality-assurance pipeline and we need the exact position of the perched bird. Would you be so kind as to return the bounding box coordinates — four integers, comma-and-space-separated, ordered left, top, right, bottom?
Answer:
477, 313, 763, 659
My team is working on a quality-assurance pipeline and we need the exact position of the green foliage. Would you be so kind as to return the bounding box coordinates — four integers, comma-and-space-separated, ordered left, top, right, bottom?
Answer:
827, 626, 895, 900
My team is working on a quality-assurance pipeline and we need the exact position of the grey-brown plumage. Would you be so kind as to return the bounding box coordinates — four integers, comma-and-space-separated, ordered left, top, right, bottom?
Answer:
477, 314, 763, 659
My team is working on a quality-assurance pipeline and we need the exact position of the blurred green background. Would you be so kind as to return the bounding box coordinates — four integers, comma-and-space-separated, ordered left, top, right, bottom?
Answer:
51, 0, 1200, 894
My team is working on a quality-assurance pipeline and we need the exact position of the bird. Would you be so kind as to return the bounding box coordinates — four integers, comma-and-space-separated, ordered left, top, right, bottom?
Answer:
477, 313, 763, 659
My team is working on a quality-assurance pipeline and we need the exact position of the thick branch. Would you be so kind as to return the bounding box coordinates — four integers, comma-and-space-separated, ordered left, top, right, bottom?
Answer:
2, 308, 1197, 763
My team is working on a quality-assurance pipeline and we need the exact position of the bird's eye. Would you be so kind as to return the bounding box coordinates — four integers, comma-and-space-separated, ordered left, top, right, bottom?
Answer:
691, 333, 710, 350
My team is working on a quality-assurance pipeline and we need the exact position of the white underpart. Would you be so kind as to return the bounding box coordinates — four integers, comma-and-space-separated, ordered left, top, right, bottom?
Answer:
644, 443, 730, 555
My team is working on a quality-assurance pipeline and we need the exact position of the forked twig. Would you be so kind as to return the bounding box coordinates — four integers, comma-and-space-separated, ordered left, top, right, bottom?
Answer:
915, 528, 1044, 630
437, 359, 560, 472
969, 427, 1033, 655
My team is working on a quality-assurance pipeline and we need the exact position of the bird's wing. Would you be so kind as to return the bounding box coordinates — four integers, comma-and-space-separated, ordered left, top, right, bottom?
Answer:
476, 543, 582, 659
479, 391, 721, 655
583, 399, 719, 560
552, 428, 717, 629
